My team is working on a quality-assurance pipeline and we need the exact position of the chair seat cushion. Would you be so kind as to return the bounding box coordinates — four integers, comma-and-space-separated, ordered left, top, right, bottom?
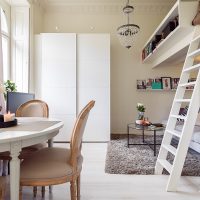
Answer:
20, 147, 83, 181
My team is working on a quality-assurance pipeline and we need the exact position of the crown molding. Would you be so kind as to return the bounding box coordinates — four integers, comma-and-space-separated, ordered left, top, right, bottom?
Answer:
31, 0, 176, 15
39, 5, 174, 15
38, 0, 176, 7
5, 0, 30, 6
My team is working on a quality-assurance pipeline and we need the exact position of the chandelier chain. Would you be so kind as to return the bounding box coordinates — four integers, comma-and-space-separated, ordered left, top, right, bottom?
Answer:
117, 0, 140, 49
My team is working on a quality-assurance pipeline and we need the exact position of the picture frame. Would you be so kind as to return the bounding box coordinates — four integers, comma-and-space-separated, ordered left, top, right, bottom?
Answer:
171, 78, 180, 90
152, 78, 162, 89
146, 78, 154, 90
137, 80, 146, 90
161, 77, 172, 90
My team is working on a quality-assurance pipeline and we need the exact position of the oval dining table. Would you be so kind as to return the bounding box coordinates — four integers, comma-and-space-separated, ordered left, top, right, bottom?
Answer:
0, 117, 64, 200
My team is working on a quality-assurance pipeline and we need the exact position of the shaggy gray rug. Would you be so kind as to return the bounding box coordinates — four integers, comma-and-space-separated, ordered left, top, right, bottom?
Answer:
105, 135, 200, 176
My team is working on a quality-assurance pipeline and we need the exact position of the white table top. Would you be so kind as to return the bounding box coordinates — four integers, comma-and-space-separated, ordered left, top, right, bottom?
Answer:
0, 117, 64, 200
0, 117, 64, 144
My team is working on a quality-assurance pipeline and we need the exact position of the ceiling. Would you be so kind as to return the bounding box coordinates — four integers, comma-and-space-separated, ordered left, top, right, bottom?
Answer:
5, 0, 177, 14
37, 0, 176, 7
30, 0, 177, 14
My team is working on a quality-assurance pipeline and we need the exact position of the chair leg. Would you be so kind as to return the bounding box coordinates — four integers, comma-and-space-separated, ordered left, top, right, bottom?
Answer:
2, 160, 9, 176
19, 186, 22, 200
42, 186, 45, 198
77, 175, 80, 200
70, 180, 77, 200
49, 185, 53, 193
33, 186, 37, 198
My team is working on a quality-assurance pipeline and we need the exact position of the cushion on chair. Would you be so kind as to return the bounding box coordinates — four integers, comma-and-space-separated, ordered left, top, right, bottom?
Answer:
20, 147, 83, 181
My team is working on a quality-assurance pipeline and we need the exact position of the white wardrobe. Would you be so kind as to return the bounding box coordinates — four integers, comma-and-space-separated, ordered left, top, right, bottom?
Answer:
35, 33, 110, 142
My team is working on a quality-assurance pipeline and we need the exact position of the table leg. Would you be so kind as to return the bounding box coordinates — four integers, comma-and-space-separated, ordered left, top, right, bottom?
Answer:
48, 139, 53, 192
127, 125, 130, 147
154, 130, 156, 156
10, 142, 21, 200
142, 127, 145, 143
48, 139, 53, 148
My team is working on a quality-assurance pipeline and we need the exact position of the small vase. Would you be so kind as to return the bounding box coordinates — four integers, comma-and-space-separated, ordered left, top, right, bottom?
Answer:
138, 111, 144, 120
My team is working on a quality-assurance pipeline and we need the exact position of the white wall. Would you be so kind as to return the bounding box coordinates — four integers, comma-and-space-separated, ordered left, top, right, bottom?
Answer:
29, 2, 43, 93
32, 2, 183, 134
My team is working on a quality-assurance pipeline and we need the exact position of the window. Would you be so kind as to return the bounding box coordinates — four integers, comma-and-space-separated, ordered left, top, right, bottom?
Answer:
0, 7, 10, 82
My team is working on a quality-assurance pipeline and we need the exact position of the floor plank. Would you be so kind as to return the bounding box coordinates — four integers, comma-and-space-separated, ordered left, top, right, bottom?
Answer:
5, 143, 200, 199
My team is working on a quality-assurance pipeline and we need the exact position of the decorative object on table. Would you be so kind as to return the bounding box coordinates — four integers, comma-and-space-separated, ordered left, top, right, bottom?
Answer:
136, 80, 146, 89
152, 78, 162, 89
0, 111, 17, 128
171, 78, 180, 90
105, 137, 200, 175
136, 103, 145, 121
0, 119, 17, 128
3, 111, 15, 122
0, 114, 3, 122
161, 77, 172, 90
116, 0, 140, 49
3, 80, 17, 100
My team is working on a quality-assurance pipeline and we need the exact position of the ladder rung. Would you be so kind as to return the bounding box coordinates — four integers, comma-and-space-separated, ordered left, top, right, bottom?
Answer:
192, 34, 200, 43
184, 63, 200, 72
179, 81, 196, 87
171, 115, 186, 120
188, 49, 200, 58
157, 159, 172, 173
162, 144, 177, 155
174, 99, 191, 103
166, 129, 181, 138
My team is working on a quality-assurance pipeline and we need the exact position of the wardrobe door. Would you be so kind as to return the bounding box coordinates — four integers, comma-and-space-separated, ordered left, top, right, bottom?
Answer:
41, 33, 76, 141
77, 34, 110, 141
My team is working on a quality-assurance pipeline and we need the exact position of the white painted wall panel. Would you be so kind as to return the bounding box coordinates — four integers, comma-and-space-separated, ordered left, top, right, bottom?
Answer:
40, 33, 76, 141
50, 114, 75, 141
77, 34, 110, 141
37, 33, 110, 142
77, 61, 110, 88
42, 87, 76, 115
78, 34, 110, 61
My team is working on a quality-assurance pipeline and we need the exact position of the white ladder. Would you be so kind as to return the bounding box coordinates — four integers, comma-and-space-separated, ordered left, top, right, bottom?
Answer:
155, 26, 200, 191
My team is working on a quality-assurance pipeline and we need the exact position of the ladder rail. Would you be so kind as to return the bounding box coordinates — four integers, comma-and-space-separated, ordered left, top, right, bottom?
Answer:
155, 28, 195, 174
167, 73, 200, 191
155, 26, 200, 191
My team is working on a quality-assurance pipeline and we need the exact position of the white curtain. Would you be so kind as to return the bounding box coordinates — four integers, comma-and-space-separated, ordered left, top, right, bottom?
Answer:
0, 14, 6, 114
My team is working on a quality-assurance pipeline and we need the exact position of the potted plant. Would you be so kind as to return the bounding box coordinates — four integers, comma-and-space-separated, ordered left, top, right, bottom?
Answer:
3, 80, 17, 100
136, 103, 146, 125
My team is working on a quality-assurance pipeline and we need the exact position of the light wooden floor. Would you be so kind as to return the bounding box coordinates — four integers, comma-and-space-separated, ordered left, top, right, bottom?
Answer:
5, 143, 200, 199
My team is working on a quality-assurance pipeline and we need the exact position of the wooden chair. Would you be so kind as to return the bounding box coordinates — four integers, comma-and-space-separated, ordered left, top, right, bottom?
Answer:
20, 100, 95, 200
0, 99, 49, 162
0, 100, 49, 196
0, 176, 8, 200
16, 99, 49, 118
0, 176, 6, 200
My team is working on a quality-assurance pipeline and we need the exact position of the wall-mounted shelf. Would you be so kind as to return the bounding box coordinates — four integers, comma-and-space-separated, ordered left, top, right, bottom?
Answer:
142, 0, 198, 68
137, 89, 192, 92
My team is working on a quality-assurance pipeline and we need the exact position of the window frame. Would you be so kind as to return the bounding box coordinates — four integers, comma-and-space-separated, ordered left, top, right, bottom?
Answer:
0, 3, 11, 82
